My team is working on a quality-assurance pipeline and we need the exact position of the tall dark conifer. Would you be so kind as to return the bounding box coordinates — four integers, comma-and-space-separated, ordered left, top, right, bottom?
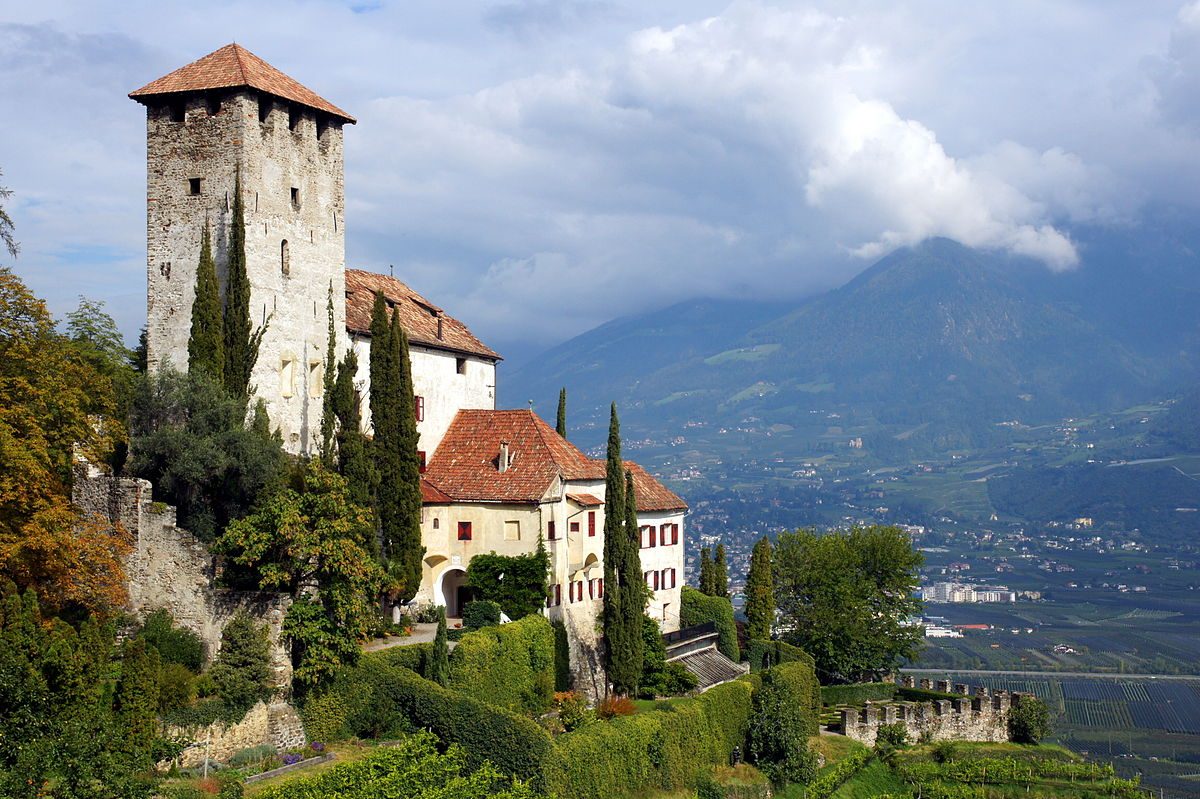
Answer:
621, 468, 646, 682
392, 313, 425, 601
333, 348, 375, 514
714, 543, 729, 599
556, 387, 567, 439
319, 282, 338, 463
602, 404, 639, 695
369, 293, 401, 565
745, 536, 774, 641
699, 547, 715, 595
187, 222, 223, 378
222, 169, 265, 398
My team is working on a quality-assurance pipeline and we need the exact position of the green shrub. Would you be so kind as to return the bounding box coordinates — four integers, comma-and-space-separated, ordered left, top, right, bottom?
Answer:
543, 678, 754, 799
875, 721, 908, 749
680, 586, 739, 662
300, 657, 553, 782
462, 600, 502, 630
820, 682, 896, 706
216, 773, 244, 799
639, 615, 698, 698
897, 686, 965, 701
747, 663, 820, 786
745, 639, 810, 673
209, 611, 273, 713
554, 691, 595, 732
1007, 696, 1051, 744
449, 615, 555, 715
141, 609, 205, 671
466, 549, 550, 620
229, 744, 277, 768
159, 661, 198, 712
372, 641, 433, 678
160, 697, 246, 728
253, 732, 539, 799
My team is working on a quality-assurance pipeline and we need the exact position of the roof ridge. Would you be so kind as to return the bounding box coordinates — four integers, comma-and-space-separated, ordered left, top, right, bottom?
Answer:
230, 43, 249, 85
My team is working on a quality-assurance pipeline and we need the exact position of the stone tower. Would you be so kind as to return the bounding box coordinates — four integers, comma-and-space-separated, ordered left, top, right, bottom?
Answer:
130, 44, 354, 454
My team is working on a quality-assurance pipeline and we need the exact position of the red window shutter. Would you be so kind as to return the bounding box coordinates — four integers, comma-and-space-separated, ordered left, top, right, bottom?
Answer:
673, 524, 680, 545
654, 571, 660, 591
588, 512, 596, 537
418, 450, 427, 473
457, 521, 472, 540
548, 521, 556, 540
576, 581, 583, 601
598, 578, 604, 598
649, 526, 657, 548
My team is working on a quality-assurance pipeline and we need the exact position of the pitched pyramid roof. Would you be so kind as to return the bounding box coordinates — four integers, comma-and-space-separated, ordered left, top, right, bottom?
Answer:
130, 43, 354, 123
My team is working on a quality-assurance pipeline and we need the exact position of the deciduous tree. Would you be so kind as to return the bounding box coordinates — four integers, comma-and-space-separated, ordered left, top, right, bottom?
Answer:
775, 525, 923, 683
0, 167, 17, 260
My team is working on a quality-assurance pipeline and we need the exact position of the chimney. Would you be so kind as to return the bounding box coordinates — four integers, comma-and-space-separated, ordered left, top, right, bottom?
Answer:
437, 315, 444, 340
499, 442, 510, 473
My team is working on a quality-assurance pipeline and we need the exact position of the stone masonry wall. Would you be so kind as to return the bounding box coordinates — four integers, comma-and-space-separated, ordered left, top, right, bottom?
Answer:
839, 677, 1029, 745
73, 465, 292, 689
167, 701, 306, 767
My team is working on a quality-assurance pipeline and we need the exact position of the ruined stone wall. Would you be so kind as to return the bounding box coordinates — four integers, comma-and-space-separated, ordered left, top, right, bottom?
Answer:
73, 466, 292, 689
839, 679, 1028, 745
556, 600, 607, 704
167, 700, 306, 767
142, 89, 347, 456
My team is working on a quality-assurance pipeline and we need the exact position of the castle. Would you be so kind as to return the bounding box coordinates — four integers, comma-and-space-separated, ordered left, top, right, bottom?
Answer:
125, 44, 686, 657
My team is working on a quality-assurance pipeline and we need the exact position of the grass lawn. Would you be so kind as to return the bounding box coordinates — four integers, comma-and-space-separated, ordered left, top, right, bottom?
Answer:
827, 758, 908, 799
809, 734, 868, 766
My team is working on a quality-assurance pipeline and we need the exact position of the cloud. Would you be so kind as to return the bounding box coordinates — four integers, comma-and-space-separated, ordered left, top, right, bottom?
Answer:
0, 2, 1193, 352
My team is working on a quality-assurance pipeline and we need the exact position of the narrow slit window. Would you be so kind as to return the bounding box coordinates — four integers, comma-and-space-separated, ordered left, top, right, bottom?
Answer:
280, 358, 296, 398
280, 240, 290, 276
308, 361, 322, 398
291, 187, 300, 210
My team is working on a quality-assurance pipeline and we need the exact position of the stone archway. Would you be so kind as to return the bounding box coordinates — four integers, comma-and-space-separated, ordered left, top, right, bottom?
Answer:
435, 567, 471, 618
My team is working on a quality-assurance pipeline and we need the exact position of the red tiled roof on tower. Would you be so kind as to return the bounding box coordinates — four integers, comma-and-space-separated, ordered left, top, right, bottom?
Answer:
345, 269, 500, 361
129, 43, 355, 123
424, 410, 604, 503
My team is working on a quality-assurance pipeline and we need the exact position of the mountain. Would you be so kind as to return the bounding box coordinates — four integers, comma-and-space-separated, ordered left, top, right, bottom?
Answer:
506, 237, 1195, 461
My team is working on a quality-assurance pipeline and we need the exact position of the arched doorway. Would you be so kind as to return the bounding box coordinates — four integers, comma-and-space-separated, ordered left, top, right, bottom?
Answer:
435, 568, 473, 618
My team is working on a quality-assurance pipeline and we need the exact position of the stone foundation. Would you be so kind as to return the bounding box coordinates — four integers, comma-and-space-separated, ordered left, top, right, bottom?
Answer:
167, 701, 306, 767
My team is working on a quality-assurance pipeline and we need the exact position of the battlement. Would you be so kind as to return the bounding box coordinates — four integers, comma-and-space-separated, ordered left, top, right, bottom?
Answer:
838, 676, 1030, 745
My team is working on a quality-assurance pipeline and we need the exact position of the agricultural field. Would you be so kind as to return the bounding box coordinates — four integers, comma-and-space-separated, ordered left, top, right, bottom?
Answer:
911, 671, 1200, 798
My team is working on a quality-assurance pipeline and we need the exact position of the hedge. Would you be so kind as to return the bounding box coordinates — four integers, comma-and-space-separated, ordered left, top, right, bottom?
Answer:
763, 661, 821, 736
746, 639, 811, 674
820, 682, 896, 706
449, 615, 555, 715
543, 679, 754, 799
679, 586, 739, 662
896, 685, 964, 702
463, 600, 502, 630
299, 657, 554, 782
371, 642, 433, 678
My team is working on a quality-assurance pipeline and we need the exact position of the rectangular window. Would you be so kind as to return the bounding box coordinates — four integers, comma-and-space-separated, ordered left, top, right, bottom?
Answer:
571, 581, 584, 603
188, 177, 202, 195
290, 187, 300, 210
504, 520, 521, 541
588, 511, 596, 537
569, 521, 580, 533
457, 521, 472, 541
456, 357, 467, 375
308, 361, 322, 398
547, 584, 562, 608
547, 521, 557, 540
661, 568, 676, 590
418, 450, 426, 473
588, 578, 597, 600
414, 395, 425, 422
280, 358, 296, 398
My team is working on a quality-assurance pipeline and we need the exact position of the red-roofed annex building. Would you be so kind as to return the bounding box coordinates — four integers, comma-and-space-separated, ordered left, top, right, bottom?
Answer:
129, 45, 686, 644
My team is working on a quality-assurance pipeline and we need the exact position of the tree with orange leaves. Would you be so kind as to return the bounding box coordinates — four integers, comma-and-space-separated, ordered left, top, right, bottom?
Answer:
0, 267, 131, 615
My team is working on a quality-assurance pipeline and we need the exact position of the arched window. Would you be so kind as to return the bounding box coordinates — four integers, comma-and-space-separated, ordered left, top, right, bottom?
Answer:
280, 240, 290, 276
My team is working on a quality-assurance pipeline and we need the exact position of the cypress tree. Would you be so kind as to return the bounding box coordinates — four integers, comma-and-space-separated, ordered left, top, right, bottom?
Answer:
621, 468, 646, 686
430, 607, 450, 687
369, 293, 402, 566
223, 169, 265, 398
602, 404, 638, 695
699, 547, 715, 595
556, 387, 567, 439
333, 348, 375, 513
114, 638, 161, 770
319, 281, 338, 463
714, 543, 729, 599
392, 313, 425, 601
187, 221, 223, 378
745, 536, 774, 641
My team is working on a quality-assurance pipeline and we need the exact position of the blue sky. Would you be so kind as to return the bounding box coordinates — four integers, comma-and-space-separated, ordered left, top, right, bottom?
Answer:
1, 1, 1197, 360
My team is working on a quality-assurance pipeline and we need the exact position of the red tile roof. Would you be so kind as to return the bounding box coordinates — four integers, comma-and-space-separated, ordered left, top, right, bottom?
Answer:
626, 461, 689, 513
421, 478, 454, 505
345, 269, 500, 361
424, 410, 604, 503
129, 43, 355, 123
566, 493, 604, 507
